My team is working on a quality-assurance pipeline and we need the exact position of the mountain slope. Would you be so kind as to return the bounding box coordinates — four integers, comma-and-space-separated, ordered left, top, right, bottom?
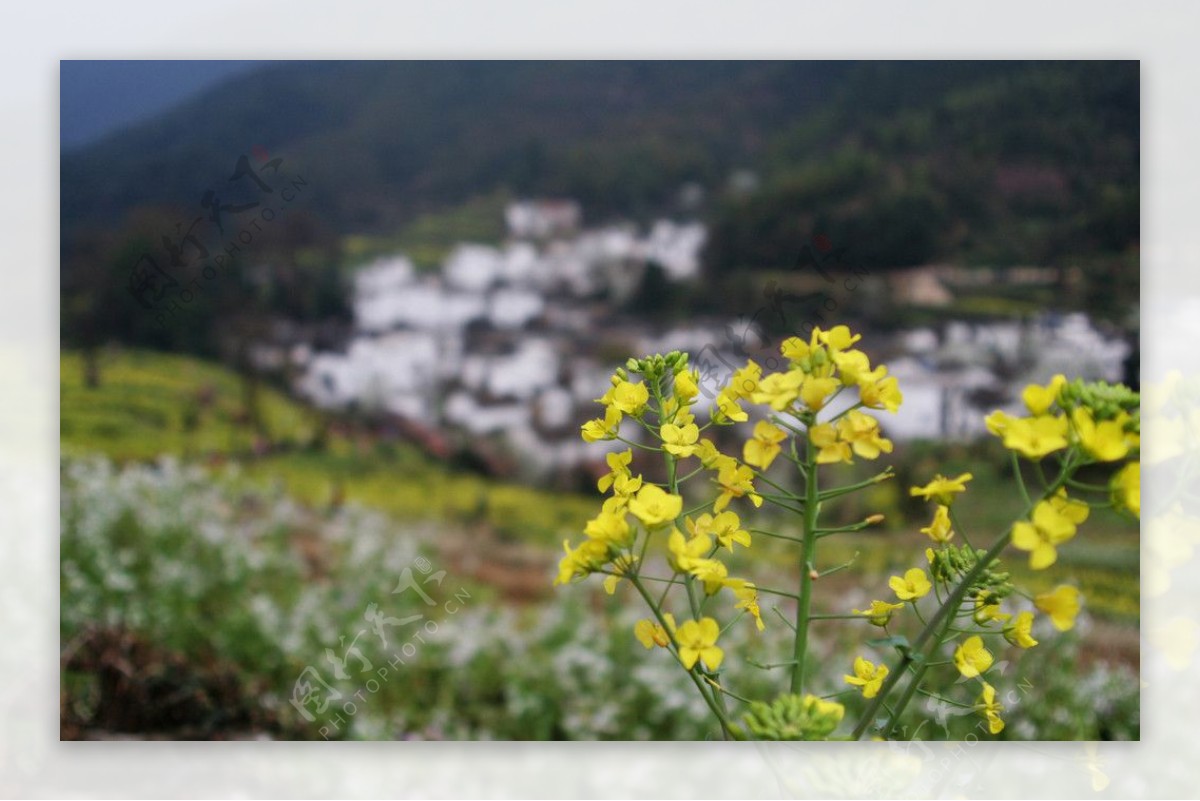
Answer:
61, 60, 851, 235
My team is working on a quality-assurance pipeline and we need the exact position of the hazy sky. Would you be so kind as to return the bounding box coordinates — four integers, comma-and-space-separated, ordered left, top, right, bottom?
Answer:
60, 60, 264, 151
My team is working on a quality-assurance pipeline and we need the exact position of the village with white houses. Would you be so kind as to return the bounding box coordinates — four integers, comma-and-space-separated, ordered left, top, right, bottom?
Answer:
286, 199, 1132, 479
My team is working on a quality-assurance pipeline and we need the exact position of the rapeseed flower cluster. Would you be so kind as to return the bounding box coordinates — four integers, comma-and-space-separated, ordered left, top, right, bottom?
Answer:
562, 350, 768, 685
560, 328, 1136, 742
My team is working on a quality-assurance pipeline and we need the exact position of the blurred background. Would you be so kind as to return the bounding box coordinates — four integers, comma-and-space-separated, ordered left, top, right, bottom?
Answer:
59, 60, 1139, 740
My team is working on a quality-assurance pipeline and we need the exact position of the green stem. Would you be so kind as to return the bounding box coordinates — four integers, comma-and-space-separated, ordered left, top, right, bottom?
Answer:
752, 585, 803, 600
616, 435, 661, 453
817, 555, 857, 578
816, 518, 881, 537
1064, 478, 1110, 492
790, 429, 820, 694
916, 688, 974, 708
705, 675, 753, 705
883, 610, 956, 738
749, 527, 805, 545
758, 498, 808, 517
947, 505, 975, 550
770, 416, 807, 437
823, 399, 862, 424
818, 468, 894, 501
654, 571, 681, 608
684, 576, 702, 618
748, 658, 799, 671
754, 470, 804, 499
1010, 451, 1032, 507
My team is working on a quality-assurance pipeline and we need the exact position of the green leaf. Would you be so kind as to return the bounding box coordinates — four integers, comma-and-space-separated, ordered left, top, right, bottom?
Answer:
866, 634, 910, 651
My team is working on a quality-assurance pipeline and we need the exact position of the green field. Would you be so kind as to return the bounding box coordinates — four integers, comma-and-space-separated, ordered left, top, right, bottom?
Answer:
60, 348, 596, 546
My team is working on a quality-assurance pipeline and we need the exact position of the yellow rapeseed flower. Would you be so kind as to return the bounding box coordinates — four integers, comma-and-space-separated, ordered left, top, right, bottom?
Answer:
695, 439, 732, 470
1022, 374, 1066, 415
554, 538, 610, 585
689, 510, 752, 551
601, 494, 631, 516
799, 375, 840, 411
607, 472, 643, 503
859, 373, 903, 413
920, 504, 955, 543
833, 349, 873, 386
1035, 585, 1081, 631
781, 334, 814, 364
973, 595, 1010, 626
675, 617, 724, 670
1071, 407, 1133, 462
629, 484, 683, 528
818, 324, 862, 353
668, 526, 712, 573
662, 399, 694, 426
581, 405, 622, 442
597, 448, 633, 493
752, 370, 806, 411
634, 614, 675, 648
611, 380, 650, 416
889, 567, 933, 601
674, 368, 700, 403
976, 683, 1005, 734
1047, 487, 1090, 525
714, 462, 763, 512
836, 410, 893, 460
583, 509, 634, 549
692, 558, 729, 596
953, 635, 994, 678
730, 580, 765, 631
1003, 611, 1038, 649
910, 473, 973, 506
711, 386, 749, 423
1000, 414, 1069, 459
811, 423, 852, 464
1012, 499, 1079, 569
743, 420, 788, 469
985, 409, 1015, 437
1111, 462, 1140, 518
729, 360, 762, 399
844, 656, 889, 698
854, 599, 904, 627
661, 422, 700, 457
